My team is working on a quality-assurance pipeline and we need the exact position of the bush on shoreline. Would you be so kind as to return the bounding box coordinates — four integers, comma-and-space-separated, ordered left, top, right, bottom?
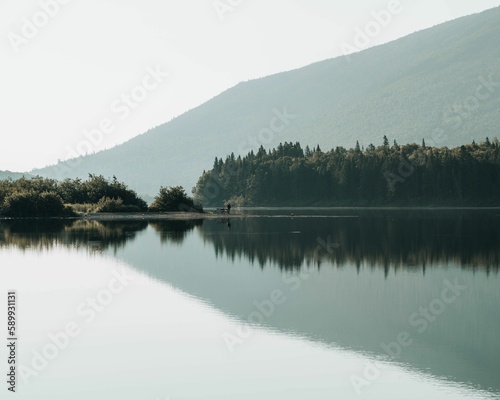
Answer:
2, 191, 75, 218
0, 177, 204, 218
94, 197, 145, 213
0, 175, 147, 217
149, 186, 203, 213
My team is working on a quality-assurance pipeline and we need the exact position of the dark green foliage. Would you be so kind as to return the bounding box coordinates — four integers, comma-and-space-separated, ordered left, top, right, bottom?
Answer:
95, 197, 145, 213
0, 175, 147, 217
80, 175, 148, 209
194, 139, 500, 207
95, 197, 123, 213
2, 191, 75, 218
149, 186, 203, 212
2, 191, 39, 217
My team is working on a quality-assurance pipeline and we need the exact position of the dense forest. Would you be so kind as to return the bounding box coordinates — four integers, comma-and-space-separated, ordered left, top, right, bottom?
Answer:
193, 138, 500, 207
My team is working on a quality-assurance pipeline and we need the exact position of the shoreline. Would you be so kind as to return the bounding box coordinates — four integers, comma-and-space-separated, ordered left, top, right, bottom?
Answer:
84, 212, 241, 221
0, 212, 244, 222
0, 207, 498, 222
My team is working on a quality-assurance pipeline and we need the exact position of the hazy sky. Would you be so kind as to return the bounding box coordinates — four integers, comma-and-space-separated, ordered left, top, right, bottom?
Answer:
1, 0, 498, 172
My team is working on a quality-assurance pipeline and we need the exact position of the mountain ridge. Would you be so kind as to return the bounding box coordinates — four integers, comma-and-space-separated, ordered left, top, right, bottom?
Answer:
31, 6, 500, 195
0, 171, 32, 181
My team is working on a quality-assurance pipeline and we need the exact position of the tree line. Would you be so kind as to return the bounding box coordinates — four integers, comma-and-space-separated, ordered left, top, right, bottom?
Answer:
0, 174, 201, 217
193, 138, 500, 206
3, 137, 499, 216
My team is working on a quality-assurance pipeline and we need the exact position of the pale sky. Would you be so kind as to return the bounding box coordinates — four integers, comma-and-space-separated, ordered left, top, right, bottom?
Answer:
1, 0, 498, 172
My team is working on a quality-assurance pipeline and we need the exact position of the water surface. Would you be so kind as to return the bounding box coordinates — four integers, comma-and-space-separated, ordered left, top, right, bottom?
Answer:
1, 209, 498, 399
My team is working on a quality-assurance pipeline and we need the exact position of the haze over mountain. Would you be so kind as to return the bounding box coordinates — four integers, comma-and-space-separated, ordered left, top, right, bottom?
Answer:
32, 7, 500, 196
0, 171, 31, 181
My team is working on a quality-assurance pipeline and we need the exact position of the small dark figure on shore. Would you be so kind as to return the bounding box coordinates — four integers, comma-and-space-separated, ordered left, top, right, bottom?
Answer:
227, 203, 231, 214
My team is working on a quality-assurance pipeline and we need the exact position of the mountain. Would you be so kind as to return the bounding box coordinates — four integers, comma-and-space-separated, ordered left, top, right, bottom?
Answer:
0, 171, 31, 180
32, 7, 500, 196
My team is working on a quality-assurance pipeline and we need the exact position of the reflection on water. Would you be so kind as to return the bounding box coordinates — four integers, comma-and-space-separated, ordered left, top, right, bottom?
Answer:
0, 219, 147, 253
0, 209, 499, 398
202, 209, 500, 272
2, 209, 498, 270
150, 219, 203, 244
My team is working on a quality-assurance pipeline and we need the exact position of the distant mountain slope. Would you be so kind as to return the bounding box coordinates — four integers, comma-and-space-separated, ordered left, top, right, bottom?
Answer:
33, 7, 500, 195
0, 171, 31, 181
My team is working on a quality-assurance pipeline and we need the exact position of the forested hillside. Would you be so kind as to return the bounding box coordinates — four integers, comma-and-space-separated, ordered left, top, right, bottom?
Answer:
193, 139, 500, 207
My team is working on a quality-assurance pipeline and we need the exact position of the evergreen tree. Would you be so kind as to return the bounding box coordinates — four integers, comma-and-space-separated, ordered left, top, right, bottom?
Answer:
193, 139, 500, 207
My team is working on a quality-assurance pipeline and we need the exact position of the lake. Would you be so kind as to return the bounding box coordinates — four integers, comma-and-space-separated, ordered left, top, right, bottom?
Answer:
1, 209, 499, 399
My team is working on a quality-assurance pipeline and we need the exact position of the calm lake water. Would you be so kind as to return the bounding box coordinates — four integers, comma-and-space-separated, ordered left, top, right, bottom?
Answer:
1, 209, 499, 399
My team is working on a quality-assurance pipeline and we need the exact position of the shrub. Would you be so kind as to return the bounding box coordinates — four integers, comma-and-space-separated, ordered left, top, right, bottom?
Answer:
0, 175, 149, 213
149, 186, 203, 212
81, 175, 148, 211
66, 203, 99, 214
95, 197, 124, 213
94, 197, 144, 213
2, 191, 75, 217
